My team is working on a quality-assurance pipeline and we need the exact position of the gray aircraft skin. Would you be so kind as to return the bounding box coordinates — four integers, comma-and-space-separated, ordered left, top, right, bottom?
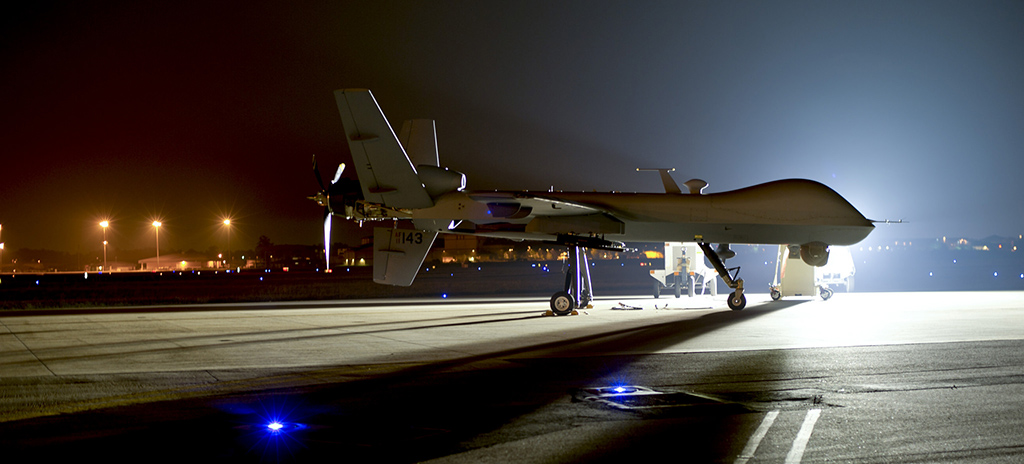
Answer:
313, 89, 875, 312
411, 180, 874, 246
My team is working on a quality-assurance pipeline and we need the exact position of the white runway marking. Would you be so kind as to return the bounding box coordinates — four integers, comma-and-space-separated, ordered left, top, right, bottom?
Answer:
734, 410, 779, 464
785, 408, 822, 464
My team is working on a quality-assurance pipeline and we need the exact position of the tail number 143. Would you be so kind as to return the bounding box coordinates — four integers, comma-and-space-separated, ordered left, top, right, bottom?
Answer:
394, 230, 424, 245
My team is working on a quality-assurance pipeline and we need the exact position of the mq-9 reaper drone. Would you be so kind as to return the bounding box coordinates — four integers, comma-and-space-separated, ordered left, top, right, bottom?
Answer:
311, 89, 875, 314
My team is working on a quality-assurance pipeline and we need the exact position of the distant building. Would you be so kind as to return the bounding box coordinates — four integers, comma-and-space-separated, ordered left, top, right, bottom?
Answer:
336, 243, 372, 267
138, 253, 221, 271
92, 261, 137, 272
263, 244, 323, 270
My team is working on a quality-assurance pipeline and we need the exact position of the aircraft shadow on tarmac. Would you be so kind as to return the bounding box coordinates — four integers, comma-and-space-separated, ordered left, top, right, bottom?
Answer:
4, 299, 812, 462
231, 299, 810, 462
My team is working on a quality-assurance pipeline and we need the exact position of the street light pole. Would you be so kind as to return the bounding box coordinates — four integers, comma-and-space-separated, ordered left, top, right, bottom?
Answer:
152, 221, 162, 270
223, 218, 231, 270
100, 221, 109, 272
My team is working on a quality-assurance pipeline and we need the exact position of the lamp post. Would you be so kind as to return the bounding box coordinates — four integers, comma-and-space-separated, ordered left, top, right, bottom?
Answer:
152, 221, 162, 270
99, 221, 109, 272
222, 218, 232, 270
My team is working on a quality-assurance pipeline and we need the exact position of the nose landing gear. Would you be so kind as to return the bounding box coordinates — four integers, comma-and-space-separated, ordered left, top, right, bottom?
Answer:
698, 242, 746, 310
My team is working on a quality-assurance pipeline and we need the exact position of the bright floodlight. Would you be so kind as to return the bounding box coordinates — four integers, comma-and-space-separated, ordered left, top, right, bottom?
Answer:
100, 221, 110, 272
222, 219, 233, 269
267, 421, 284, 432
152, 221, 161, 227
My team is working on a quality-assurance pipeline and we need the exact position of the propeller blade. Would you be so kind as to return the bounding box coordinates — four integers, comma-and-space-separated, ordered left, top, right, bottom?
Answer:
331, 163, 345, 185
323, 207, 332, 270
312, 155, 326, 192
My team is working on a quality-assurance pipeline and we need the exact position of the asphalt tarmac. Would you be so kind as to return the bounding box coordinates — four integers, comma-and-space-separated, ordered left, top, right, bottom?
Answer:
2, 291, 1024, 462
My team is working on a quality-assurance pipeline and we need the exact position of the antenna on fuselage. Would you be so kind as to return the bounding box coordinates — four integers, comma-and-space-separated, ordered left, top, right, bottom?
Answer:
636, 168, 681, 194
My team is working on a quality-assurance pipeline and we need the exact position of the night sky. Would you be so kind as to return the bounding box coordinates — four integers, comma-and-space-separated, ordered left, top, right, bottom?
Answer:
3, 1, 1023, 255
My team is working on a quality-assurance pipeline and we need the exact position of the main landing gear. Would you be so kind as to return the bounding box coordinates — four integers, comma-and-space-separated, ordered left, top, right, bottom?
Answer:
550, 246, 593, 316
697, 242, 746, 310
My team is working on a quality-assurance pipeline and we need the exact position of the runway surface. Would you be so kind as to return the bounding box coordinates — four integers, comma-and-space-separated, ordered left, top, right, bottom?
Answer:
2, 291, 1024, 462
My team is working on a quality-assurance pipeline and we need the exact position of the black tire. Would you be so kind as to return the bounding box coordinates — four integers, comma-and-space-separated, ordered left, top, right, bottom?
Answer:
550, 291, 575, 316
727, 292, 746, 310
820, 287, 834, 301
770, 289, 782, 301
654, 282, 661, 298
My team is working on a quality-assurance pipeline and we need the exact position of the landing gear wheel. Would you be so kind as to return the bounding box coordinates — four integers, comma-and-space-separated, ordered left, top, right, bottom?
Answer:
820, 287, 834, 301
770, 289, 782, 301
653, 282, 661, 298
727, 291, 746, 311
550, 291, 575, 316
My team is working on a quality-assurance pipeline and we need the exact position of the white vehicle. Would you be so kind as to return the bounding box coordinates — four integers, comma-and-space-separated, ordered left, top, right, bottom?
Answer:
815, 245, 855, 292
650, 242, 718, 298
769, 245, 856, 301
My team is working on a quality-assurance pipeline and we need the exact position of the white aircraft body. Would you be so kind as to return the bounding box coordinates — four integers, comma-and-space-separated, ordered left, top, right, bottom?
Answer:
312, 89, 875, 314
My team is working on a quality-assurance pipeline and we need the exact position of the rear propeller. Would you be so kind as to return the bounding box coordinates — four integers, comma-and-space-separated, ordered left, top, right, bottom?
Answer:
309, 155, 345, 271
